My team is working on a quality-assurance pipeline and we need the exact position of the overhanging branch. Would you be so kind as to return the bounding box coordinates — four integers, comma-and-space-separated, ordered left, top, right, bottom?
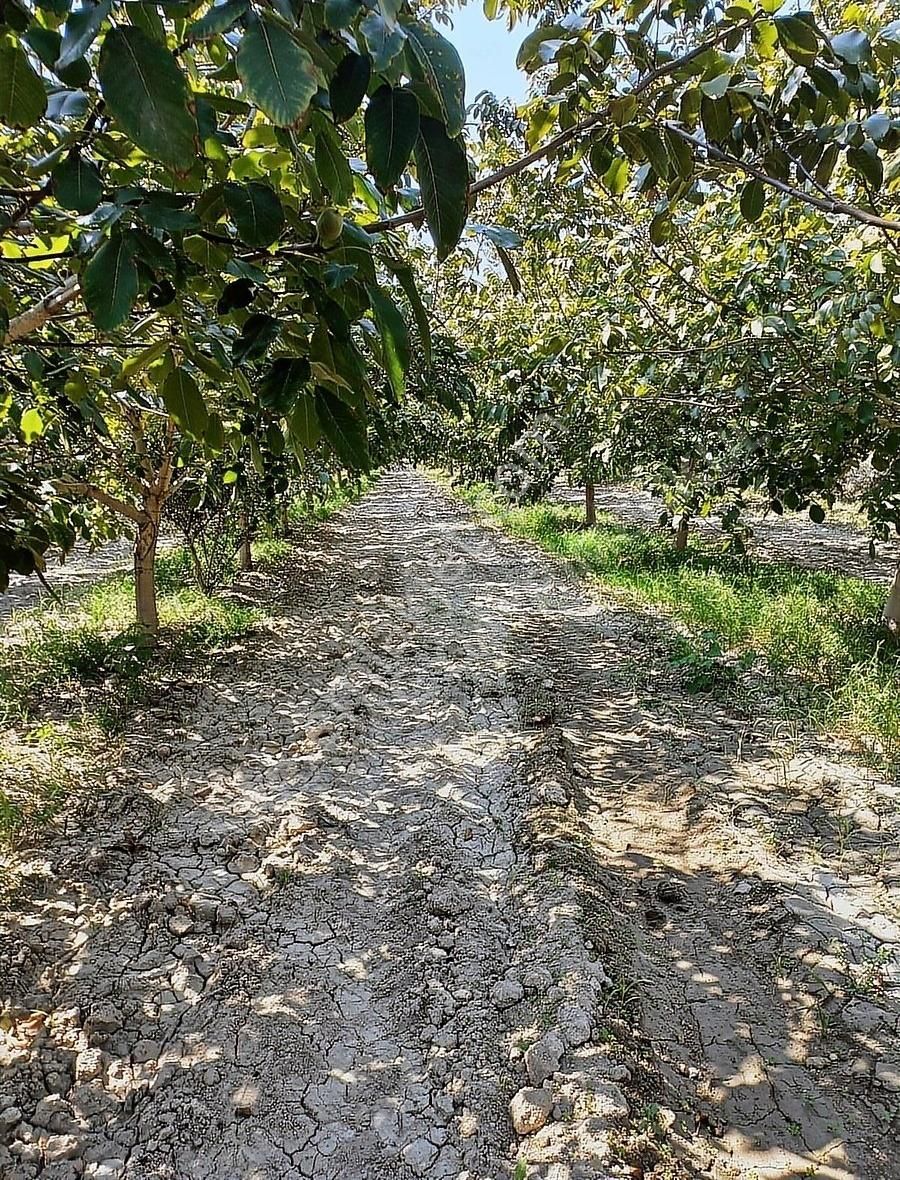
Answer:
663, 123, 900, 234
365, 21, 751, 235
2, 277, 81, 345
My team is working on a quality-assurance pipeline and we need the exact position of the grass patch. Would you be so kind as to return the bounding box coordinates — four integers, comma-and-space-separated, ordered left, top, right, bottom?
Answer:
0, 546, 262, 847
289, 474, 374, 523
452, 482, 900, 768
251, 536, 293, 565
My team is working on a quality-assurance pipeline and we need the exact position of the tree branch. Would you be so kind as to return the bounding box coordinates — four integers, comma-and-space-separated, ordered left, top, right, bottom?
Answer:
664, 123, 900, 234
364, 22, 752, 235
2, 277, 81, 346
52, 479, 144, 524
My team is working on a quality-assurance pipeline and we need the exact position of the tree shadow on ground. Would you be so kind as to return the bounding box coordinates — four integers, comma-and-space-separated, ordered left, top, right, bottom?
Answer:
507, 591, 900, 1180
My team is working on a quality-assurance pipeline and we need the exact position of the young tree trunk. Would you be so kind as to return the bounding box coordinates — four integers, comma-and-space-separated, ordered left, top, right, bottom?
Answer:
585, 480, 597, 527
238, 512, 253, 572
134, 505, 160, 636
882, 561, 900, 630
674, 515, 690, 552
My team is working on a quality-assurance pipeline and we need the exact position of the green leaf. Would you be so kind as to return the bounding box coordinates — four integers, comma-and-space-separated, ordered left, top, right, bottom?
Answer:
0, 45, 47, 129
52, 153, 103, 214
57, 0, 112, 70
847, 143, 883, 188
865, 111, 892, 143
329, 51, 371, 124
365, 86, 420, 191
324, 0, 360, 31
82, 233, 140, 330
259, 356, 311, 413
162, 369, 208, 438
334, 221, 376, 284
495, 244, 522, 295
466, 223, 524, 249
603, 155, 629, 195
184, 234, 231, 270
237, 14, 319, 127
403, 20, 466, 138
663, 127, 694, 179
369, 285, 410, 397
121, 337, 169, 379
516, 25, 567, 71
315, 121, 355, 204
815, 142, 840, 185
98, 27, 197, 169
414, 116, 469, 262
223, 181, 284, 246
636, 126, 670, 179
383, 258, 431, 365
20, 407, 44, 443
206, 412, 226, 452
359, 12, 406, 72
831, 28, 870, 65
809, 503, 826, 524
315, 386, 370, 469
287, 394, 321, 450
739, 178, 766, 221
24, 25, 61, 70
129, 2, 167, 44
187, 0, 249, 41
699, 72, 731, 99
233, 312, 280, 365
700, 95, 732, 143
648, 210, 673, 245
183, 339, 231, 383
774, 13, 819, 65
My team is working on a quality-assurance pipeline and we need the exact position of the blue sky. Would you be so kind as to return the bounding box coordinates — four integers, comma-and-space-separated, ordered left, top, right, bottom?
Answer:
447, 7, 533, 104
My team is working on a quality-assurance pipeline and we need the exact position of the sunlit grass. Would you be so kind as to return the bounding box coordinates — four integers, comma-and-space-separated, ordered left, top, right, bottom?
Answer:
0, 547, 262, 846
289, 474, 373, 522
0, 480, 377, 847
454, 483, 900, 768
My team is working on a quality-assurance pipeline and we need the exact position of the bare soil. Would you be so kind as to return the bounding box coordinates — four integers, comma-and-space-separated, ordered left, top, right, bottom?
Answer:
1, 472, 897, 1180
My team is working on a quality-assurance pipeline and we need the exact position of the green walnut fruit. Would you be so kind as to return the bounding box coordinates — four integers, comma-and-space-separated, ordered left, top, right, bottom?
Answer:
63, 372, 89, 402
316, 208, 343, 248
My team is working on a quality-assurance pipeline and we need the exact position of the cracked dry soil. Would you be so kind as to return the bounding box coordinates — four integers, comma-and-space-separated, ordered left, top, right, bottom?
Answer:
1, 470, 898, 1180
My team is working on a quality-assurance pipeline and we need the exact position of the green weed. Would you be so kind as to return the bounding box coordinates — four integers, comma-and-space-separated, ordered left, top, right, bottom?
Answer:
0, 547, 261, 846
453, 483, 900, 770
289, 474, 373, 523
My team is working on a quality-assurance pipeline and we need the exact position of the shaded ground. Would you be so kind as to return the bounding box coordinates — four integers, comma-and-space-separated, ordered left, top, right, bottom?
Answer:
1, 472, 897, 1179
2, 542, 136, 622
553, 484, 897, 585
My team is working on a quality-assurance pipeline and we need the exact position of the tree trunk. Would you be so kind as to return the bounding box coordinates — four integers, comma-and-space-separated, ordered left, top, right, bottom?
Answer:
238, 512, 253, 572
674, 515, 690, 552
585, 480, 597, 527
134, 507, 160, 637
882, 561, 900, 630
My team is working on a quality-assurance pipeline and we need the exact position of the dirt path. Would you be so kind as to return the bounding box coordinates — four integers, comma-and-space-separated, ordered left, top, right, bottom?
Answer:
1, 472, 898, 1180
